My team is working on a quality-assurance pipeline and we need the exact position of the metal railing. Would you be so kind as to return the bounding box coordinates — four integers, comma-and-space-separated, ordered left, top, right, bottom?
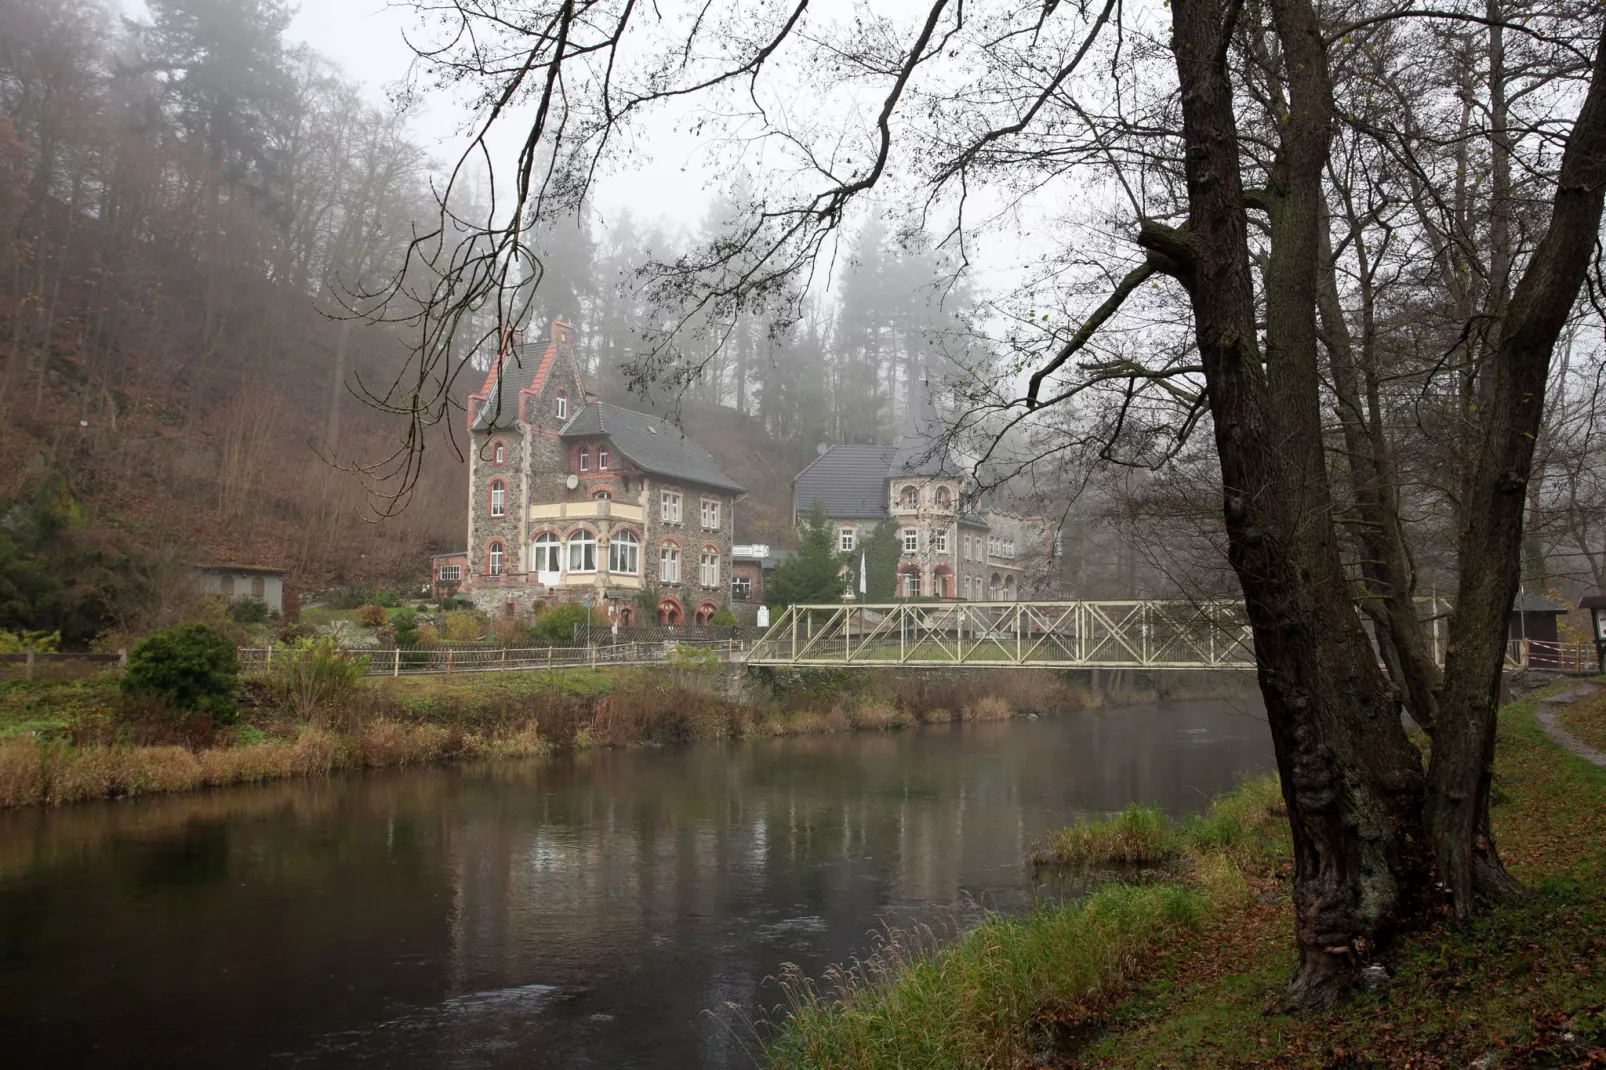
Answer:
746, 601, 1257, 669
237, 639, 746, 677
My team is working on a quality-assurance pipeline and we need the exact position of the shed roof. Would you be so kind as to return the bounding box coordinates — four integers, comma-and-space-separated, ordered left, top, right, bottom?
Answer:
1512, 591, 1568, 614
559, 402, 745, 494
793, 445, 900, 519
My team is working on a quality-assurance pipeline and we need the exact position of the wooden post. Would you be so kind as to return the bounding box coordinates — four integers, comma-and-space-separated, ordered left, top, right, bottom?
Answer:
447, 649, 454, 674
501, 647, 507, 672
393, 649, 400, 677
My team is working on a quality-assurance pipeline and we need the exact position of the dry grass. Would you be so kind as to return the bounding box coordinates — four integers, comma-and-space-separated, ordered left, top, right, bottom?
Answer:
962, 695, 1013, 722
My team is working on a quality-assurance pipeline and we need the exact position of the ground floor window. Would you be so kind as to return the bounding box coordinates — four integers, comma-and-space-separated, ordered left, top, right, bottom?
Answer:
901, 570, 920, 597
732, 576, 752, 601
660, 546, 679, 583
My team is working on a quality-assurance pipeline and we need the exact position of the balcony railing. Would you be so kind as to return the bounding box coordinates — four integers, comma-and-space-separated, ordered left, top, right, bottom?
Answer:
529, 499, 645, 522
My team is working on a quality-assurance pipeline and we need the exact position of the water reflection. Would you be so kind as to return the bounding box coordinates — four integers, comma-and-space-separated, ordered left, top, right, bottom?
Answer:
0, 698, 1271, 1068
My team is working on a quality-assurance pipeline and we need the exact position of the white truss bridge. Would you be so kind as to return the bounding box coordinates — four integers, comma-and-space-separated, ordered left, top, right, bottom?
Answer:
747, 600, 1591, 672
747, 601, 1263, 670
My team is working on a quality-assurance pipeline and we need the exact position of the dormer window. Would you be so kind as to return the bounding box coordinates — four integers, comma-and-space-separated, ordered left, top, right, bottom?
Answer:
579, 448, 590, 472
556, 391, 568, 420
599, 448, 609, 470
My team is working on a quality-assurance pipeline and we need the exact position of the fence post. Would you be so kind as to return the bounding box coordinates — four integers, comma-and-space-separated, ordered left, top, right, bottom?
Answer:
394, 649, 400, 677
447, 649, 454, 674
118, 648, 127, 670
25, 648, 34, 681
501, 647, 507, 672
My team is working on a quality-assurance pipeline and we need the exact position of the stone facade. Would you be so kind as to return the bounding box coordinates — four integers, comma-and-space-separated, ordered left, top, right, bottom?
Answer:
461, 321, 742, 626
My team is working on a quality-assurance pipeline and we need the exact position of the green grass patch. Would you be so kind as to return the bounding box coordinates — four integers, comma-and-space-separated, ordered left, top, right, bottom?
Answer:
1033, 803, 1175, 865
1558, 686, 1606, 754
763, 776, 1290, 1069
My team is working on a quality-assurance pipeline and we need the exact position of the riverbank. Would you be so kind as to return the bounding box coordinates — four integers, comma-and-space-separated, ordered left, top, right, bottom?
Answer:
763, 687, 1606, 1068
0, 665, 1250, 807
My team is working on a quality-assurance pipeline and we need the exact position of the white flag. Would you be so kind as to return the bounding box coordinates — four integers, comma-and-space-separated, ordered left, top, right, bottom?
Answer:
859, 552, 867, 594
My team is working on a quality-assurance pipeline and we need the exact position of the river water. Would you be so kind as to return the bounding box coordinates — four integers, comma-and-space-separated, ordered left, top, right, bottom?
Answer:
0, 698, 1272, 1068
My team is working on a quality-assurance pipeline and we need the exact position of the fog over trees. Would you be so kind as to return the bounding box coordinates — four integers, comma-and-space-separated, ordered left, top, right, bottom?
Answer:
374, 0, 1606, 1009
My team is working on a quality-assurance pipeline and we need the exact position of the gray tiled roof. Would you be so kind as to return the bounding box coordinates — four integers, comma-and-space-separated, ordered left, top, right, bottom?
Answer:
793, 445, 899, 519
560, 403, 745, 493
1512, 591, 1567, 614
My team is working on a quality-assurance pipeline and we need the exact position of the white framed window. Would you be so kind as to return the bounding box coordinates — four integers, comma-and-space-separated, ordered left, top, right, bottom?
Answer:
934, 485, 952, 509
700, 552, 720, 586
934, 529, 948, 553
901, 571, 920, 597
488, 542, 504, 576
556, 391, 568, 420
599, 448, 609, 470
593, 490, 612, 500
439, 564, 461, 582
963, 576, 971, 600
531, 532, 561, 573
701, 498, 720, 529
1007, 539, 1015, 558
732, 576, 752, 601
903, 527, 919, 553
489, 480, 505, 517
840, 526, 856, 553
579, 448, 590, 472
567, 530, 597, 573
493, 441, 505, 464
660, 545, 680, 583
661, 491, 682, 523
900, 485, 919, 509
609, 529, 639, 574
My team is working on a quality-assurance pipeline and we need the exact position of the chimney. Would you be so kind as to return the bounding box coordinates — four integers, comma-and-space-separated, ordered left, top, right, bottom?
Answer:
551, 319, 574, 346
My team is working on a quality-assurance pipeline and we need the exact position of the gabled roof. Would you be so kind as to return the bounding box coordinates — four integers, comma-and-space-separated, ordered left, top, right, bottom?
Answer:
793, 445, 899, 519
559, 403, 745, 494
469, 320, 583, 432
1512, 591, 1568, 614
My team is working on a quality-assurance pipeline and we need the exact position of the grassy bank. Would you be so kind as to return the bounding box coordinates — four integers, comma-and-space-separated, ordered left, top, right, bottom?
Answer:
0, 664, 1142, 807
763, 690, 1606, 1068
1559, 686, 1606, 753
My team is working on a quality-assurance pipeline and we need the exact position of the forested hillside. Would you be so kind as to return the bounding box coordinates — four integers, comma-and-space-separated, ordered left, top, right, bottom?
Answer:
0, 0, 1006, 646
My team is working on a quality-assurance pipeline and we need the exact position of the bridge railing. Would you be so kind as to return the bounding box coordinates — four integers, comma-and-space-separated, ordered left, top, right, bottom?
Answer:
238, 639, 744, 677
746, 601, 1257, 669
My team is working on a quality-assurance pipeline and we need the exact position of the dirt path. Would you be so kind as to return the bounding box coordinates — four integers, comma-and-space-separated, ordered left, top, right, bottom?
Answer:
1534, 684, 1606, 767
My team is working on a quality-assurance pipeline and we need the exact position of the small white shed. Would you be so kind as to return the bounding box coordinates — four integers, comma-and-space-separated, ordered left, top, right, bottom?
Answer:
190, 565, 285, 615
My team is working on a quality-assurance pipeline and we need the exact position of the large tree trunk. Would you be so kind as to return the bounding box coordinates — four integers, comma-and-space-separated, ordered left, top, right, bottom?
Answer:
1164, 0, 1427, 1010
1430, 22, 1606, 915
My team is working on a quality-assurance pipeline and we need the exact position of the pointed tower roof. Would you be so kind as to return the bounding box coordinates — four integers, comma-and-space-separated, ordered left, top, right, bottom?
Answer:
888, 376, 961, 478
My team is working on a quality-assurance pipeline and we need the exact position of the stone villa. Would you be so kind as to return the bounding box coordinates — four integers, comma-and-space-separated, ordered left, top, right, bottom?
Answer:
456, 320, 744, 626
791, 385, 1055, 601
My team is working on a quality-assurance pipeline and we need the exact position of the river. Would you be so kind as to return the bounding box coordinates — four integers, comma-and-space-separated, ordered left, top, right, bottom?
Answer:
0, 697, 1272, 1068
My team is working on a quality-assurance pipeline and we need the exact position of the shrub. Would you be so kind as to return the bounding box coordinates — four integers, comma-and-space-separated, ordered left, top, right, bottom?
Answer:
270, 636, 369, 723
388, 608, 420, 647
327, 583, 378, 610
442, 609, 489, 642
374, 588, 401, 607
710, 606, 739, 628
121, 624, 239, 724
669, 643, 721, 672
355, 603, 388, 628
227, 597, 271, 624
534, 602, 595, 642
0, 629, 60, 653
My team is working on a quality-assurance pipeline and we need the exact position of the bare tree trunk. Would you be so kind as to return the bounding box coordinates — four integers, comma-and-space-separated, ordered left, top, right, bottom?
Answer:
1165, 0, 1427, 1010
1430, 21, 1606, 915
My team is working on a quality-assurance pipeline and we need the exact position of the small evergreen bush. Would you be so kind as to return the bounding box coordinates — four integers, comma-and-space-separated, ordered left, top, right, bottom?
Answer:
534, 602, 595, 642
710, 606, 739, 628
228, 597, 271, 624
121, 624, 239, 724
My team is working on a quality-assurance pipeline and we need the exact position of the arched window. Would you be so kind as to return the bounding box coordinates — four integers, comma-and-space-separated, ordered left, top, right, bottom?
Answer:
492, 439, 506, 465
531, 532, 561, 573
609, 529, 640, 574
488, 541, 504, 576
1004, 575, 1016, 600
567, 530, 597, 573
618, 607, 633, 627
489, 479, 506, 517
658, 598, 683, 626
578, 447, 590, 472
900, 485, 919, 509
900, 568, 921, 598
990, 573, 1002, 600
694, 602, 717, 626
934, 485, 952, 509
699, 549, 720, 587
660, 544, 680, 583
598, 447, 609, 470
251, 576, 265, 598
593, 489, 612, 500
555, 390, 568, 420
